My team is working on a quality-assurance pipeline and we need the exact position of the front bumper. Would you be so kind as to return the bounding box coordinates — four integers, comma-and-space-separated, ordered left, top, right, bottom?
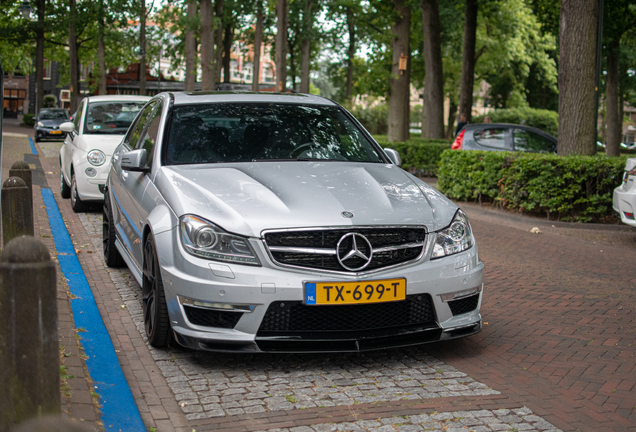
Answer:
154, 227, 484, 353
613, 178, 636, 227
36, 128, 66, 140
74, 157, 111, 202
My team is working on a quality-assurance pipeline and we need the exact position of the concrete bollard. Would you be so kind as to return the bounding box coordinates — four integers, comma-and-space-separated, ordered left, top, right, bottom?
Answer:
1, 177, 33, 246
8, 161, 32, 200
0, 236, 59, 432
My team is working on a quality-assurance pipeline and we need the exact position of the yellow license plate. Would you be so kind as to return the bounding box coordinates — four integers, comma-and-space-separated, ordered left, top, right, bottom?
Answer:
304, 278, 406, 305
50, 130, 62, 134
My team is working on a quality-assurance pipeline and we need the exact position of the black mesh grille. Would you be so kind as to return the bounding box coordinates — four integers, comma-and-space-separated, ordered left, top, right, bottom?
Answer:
258, 294, 436, 337
184, 306, 242, 329
265, 228, 425, 272
448, 294, 479, 316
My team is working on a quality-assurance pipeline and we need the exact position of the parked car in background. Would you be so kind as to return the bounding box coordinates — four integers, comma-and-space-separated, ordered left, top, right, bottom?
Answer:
59, 95, 151, 212
103, 91, 484, 353
452, 123, 557, 153
34, 108, 70, 142
613, 158, 636, 227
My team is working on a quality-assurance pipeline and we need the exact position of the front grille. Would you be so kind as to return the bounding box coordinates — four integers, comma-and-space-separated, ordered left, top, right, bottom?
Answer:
184, 306, 242, 329
257, 294, 437, 338
264, 227, 426, 272
448, 294, 479, 316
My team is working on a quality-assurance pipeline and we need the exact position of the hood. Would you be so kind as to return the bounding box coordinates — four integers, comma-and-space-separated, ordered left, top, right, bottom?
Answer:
77, 134, 126, 155
38, 119, 67, 128
156, 162, 458, 237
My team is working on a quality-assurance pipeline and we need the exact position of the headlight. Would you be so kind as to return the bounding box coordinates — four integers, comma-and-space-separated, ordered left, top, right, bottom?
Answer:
87, 149, 106, 166
431, 209, 474, 259
37, 122, 44, 127
180, 215, 260, 266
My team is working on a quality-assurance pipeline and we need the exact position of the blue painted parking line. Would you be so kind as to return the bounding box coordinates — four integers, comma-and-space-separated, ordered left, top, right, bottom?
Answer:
41, 188, 144, 431
28, 137, 38, 155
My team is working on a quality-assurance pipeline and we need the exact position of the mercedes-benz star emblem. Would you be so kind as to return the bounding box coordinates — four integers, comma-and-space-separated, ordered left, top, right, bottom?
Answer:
341, 211, 354, 218
336, 233, 373, 271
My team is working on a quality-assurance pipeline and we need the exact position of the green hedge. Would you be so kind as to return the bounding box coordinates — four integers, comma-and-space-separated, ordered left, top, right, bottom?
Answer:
22, 113, 35, 127
438, 150, 627, 222
473, 107, 559, 137
374, 135, 452, 177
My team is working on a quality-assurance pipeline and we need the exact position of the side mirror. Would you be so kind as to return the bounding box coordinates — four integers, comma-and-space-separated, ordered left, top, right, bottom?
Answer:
383, 148, 402, 167
121, 149, 149, 172
59, 122, 75, 133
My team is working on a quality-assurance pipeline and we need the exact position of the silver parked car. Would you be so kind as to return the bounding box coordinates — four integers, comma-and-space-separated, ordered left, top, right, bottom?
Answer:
452, 123, 557, 153
104, 92, 484, 352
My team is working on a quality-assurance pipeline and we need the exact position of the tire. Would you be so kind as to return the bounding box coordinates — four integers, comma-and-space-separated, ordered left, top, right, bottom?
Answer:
60, 168, 71, 199
35, 136, 41, 143
103, 193, 125, 267
70, 171, 88, 212
142, 234, 172, 348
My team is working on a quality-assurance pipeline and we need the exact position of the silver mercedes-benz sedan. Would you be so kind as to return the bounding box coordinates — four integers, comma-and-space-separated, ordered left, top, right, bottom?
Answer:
104, 91, 484, 353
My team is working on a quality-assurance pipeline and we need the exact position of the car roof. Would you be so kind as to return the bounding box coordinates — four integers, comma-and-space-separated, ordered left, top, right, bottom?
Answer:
84, 95, 152, 103
464, 123, 556, 139
170, 91, 337, 107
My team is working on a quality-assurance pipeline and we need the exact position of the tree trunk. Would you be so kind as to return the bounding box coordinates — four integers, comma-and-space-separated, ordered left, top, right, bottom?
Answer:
98, 0, 107, 95
558, 0, 599, 156
459, 0, 477, 123
184, 1, 197, 91
276, 0, 288, 91
35, 0, 44, 112
139, 0, 146, 95
605, 45, 621, 157
387, 0, 411, 143
223, 23, 232, 83
446, 99, 458, 139
69, 0, 79, 112
200, 0, 214, 90
252, 2, 263, 92
214, 0, 224, 83
421, 0, 444, 139
289, 37, 297, 90
345, 6, 355, 104
300, 0, 314, 94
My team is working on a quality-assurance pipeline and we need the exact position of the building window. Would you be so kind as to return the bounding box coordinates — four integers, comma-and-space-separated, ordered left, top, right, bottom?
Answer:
80, 63, 93, 81
262, 65, 274, 84
243, 63, 253, 83
60, 90, 71, 102
43, 60, 51, 80
230, 60, 241, 80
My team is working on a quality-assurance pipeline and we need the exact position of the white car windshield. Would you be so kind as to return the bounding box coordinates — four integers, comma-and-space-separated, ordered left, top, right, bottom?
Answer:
84, 101, 146, 134
164, 103, 385, 164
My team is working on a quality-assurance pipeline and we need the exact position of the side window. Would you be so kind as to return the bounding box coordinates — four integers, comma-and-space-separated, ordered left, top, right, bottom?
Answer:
128, 102, 156, 149
136, 102, 163, 167
514, 129, 556, 153
473, 128, 508, 150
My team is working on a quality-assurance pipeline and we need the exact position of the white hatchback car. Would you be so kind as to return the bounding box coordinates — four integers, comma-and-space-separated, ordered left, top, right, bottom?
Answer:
613, 158, 636, 227
59, 95, 151, 212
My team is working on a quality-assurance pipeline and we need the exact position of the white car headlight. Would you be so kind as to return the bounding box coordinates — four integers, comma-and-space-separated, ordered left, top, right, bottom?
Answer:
87, 149, 106, 166
37, 121, 44, 127
431, 209, 474, 259
180, 215, 260, 266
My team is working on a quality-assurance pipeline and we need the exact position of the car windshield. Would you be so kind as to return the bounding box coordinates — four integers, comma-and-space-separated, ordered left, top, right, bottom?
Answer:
164, 103, 385, 164
83, 101, 146, 134
39, 110, 69, 120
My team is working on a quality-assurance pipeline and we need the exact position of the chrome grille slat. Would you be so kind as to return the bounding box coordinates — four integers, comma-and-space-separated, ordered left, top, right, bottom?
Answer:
263, 227, 426, 273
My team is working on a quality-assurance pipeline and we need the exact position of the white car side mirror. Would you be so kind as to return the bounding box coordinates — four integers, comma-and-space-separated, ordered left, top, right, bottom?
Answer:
59, 122, 75, 133
121, 149, 149, 172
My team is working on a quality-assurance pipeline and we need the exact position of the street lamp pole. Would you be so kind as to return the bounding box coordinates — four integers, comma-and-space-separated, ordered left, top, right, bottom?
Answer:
1, 2, 32, 235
